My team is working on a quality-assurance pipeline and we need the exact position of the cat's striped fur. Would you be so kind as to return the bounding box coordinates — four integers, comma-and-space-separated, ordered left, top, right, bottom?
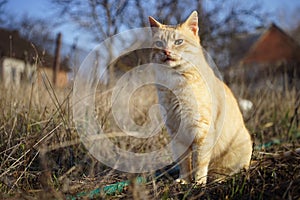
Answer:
149, 11, 252, 185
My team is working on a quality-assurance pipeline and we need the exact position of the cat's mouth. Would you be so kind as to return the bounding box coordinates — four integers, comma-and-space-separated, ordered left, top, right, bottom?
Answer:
164, 56, 177, 62
163, 56, 178, 63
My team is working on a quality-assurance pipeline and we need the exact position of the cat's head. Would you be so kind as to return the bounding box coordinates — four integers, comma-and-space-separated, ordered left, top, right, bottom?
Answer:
149, 11, 200, 68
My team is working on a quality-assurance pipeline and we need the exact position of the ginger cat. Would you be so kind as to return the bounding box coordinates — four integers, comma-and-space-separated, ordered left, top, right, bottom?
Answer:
149, 11, 252, 185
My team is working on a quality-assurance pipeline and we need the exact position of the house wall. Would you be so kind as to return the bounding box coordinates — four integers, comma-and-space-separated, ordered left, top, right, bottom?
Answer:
0, 57, 36, 87
37, 67, 68, 88
0, 57, 69, 88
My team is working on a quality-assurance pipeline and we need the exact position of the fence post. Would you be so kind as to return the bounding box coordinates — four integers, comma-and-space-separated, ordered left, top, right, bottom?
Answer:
53, 33, 62, 86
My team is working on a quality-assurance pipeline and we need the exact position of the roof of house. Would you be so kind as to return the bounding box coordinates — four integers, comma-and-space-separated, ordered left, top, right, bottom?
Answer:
0, 28, 70, 71
240, 23, 300, 65
230, 32, 262, 65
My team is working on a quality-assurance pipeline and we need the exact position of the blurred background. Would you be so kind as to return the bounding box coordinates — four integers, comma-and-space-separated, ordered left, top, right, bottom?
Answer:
0, 1, 299, 199
0, 0, 300, 88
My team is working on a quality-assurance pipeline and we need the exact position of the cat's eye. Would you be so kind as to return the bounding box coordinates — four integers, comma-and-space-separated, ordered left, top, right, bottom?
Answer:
155, 41, 164, 47
174, 39, 183, 45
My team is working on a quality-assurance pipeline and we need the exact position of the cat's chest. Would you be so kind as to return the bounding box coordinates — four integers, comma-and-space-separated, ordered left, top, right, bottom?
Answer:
156, 75, 201, 118
153, 66, 203, 116
156, 83, 202, 136
157, 84, 199, 111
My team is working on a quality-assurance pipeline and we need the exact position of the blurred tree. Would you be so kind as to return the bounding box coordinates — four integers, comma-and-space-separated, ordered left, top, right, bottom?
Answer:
15, 15, 56, 52
291, 24, 300, 44
0, 0, 7, 24
0, 9, 70, 71
0, 7, 56, 54
50, 0, 267, 69
289, 8, 300, 44
50, 0, 129, 42
50, 0, 133, 84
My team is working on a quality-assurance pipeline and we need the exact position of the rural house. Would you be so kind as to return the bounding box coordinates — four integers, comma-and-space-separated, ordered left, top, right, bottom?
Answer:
225, 23, 300, 91
0, 57, 36, 88
0, 28, 70, 88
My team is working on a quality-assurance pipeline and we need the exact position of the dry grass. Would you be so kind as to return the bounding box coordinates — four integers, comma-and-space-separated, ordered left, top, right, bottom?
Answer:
0, 74, 299, 200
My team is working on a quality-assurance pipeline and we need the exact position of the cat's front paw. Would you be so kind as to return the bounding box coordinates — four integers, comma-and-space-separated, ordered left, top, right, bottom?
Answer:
175, 178, 190, 184
195, 177, 207, 186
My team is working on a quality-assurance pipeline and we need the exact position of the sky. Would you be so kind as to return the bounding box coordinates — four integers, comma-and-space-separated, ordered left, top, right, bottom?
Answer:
260, 0, 300, 28
4, 0, 83, 48
4, 0, 300, 51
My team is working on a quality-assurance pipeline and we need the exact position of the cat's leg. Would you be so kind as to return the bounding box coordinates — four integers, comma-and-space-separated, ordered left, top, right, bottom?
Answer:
176, 149, 192, 184
172, 141, 192, 184
192, 137, 212, 185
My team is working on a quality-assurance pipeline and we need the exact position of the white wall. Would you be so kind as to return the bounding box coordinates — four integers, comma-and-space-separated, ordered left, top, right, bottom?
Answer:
0, 57, 36, 88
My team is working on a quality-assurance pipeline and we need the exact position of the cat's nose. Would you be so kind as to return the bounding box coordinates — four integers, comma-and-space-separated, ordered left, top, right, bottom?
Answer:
164, 49, 171, 56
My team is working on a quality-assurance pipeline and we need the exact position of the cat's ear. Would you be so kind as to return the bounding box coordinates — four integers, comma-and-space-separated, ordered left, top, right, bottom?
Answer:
183, 11, 199, 36
149, 16, 162, 28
